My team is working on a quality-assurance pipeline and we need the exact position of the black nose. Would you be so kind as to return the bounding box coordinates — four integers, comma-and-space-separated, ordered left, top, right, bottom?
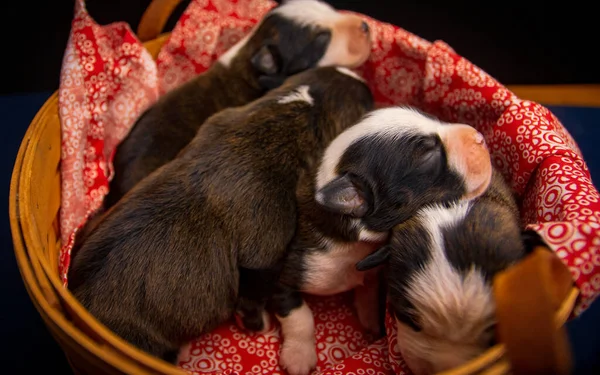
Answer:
361, 21, 369, 33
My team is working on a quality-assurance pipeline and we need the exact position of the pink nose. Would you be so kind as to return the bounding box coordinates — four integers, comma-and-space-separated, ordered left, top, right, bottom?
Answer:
474, 131, 485, 144
474, 131, 488, 151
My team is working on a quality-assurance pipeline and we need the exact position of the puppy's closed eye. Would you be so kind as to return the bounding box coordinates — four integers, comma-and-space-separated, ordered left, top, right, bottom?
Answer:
287, 31, 332, 74
414, 136, 444, 177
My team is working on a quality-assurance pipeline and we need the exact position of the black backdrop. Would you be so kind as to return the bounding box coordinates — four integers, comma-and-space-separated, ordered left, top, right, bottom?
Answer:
3, 1, 599, 94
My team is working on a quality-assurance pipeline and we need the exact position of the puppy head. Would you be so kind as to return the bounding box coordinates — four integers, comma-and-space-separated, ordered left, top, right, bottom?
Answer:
314, 107, 492, 234
364, 197, 527, 374
220, 0, 371, 89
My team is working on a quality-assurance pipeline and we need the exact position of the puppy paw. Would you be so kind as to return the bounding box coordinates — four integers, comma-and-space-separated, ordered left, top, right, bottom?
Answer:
357, 305, 381, 336
354, 275, 384, 337
235, 297, 271, 333
235, 309, 271, 333
279, 340, 317, 375
355, 296, 381, 336
253, 309, 272, 333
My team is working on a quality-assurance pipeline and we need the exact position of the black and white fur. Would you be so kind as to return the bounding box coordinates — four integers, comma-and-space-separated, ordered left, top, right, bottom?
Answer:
252, 107, 494, 375
359, 170, 528, 375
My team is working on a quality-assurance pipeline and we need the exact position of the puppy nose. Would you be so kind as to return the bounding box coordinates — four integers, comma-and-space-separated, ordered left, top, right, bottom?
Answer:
361, 21, 369, 34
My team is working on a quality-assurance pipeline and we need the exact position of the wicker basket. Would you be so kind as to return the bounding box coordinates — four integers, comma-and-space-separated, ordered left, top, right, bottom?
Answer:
9, 0, 587, 374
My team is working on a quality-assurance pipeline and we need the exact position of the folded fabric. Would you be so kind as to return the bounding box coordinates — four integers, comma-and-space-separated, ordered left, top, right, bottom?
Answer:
58, 0, 600, 373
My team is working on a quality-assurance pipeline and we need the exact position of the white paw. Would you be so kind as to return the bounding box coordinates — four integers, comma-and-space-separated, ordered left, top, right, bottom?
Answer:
355, 299, 381, 335
279, 340, 317, 375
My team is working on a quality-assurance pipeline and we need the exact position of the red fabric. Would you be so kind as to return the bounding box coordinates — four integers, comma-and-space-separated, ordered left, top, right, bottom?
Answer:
58, 0, 600, 374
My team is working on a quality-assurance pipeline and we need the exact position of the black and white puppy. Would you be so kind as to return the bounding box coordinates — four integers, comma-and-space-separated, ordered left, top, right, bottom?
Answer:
357, 169, 527, 375
103, 0, 372, 209
260, 107, 493, 375
67, 66, 373, 364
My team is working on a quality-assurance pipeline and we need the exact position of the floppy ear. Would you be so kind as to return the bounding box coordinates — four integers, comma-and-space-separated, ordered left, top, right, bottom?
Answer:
251, 44, 280, 75
286, 32, 332, 74
356, 245, 391, 271
315, 174, 369, 217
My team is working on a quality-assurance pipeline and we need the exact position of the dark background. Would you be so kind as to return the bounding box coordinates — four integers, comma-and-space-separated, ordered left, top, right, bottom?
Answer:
3, 0, 600, 95
2, 1, 599, 374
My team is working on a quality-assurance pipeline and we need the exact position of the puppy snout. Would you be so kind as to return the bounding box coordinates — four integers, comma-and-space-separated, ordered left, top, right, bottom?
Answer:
360, 21, 370, 34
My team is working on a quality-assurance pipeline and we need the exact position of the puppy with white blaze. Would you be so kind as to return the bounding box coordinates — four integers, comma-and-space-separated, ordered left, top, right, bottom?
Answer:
244, 107, 494, 375
357, 170, 529, 374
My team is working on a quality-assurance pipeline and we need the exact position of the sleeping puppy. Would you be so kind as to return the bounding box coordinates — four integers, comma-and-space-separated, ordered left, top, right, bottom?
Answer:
102, 0, 372, 209
253, 107, 493, 375
356, 169, 527, 375
67, 66, 374, 364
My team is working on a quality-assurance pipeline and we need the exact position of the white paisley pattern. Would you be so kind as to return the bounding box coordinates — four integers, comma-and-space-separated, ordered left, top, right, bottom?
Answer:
58, 0, 600, 373
58, 0, 158, 283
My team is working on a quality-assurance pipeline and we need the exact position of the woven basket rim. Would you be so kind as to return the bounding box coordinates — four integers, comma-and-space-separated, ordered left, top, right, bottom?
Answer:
10, 92, 185, 375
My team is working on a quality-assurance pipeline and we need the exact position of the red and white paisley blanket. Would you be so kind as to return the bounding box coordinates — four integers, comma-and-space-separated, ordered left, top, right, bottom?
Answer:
58, 0, 600, 374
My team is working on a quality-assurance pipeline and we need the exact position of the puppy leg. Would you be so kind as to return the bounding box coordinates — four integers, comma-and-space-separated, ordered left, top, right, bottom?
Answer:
270, 284, 317, 375
354, 270, 384, 337
235, 296, 271, 333
235, 267, 278, 332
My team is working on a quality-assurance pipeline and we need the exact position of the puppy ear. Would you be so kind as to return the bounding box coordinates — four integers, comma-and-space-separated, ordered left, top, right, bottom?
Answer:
286, 32, 332, 74
315, 174, 369, 217
440, 124, 492, 200
251, 44, 280, 75
356, 245, 391, 271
